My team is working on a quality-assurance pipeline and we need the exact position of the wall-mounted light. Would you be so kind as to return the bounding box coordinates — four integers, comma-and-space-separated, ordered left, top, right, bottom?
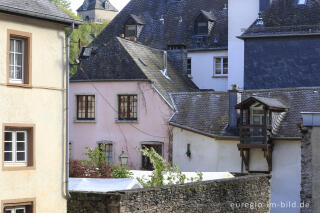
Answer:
119, 151, 128, 168
186, 144, 191, 158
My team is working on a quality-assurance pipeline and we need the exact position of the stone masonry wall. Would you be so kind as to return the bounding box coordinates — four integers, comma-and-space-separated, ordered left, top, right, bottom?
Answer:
68, 175, 271, 213
301, 127, 312, 213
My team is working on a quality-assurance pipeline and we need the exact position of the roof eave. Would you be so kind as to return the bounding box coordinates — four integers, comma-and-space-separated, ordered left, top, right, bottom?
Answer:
0, 6, 82, 26
238, 32, 320, 39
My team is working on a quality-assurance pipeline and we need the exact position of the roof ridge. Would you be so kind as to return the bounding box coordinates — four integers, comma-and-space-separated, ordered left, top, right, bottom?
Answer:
170, 91, 226, 95
242, 87, 320, 93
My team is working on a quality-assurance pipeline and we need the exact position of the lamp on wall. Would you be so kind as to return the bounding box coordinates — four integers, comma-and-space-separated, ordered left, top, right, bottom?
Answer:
119, 151, 128, 168
186, 144, 191, 158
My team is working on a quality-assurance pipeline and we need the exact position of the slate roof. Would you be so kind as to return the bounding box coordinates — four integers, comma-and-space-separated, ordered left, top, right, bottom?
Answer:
71, 37, 198, 107
170, 88, 320, 139
235, 96, 288, 111
90, 0, 228, 50
170, 91, 229, 137
242, 0, 320, 37
77, 0, 118, 12
0, 0, 81, 25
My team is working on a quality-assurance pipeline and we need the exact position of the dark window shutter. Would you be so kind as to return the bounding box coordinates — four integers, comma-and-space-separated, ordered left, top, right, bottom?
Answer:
26, 205, 33, 213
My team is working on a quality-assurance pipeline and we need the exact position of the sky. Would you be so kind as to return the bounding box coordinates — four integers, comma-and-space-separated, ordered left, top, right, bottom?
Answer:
71, 0, 130, 13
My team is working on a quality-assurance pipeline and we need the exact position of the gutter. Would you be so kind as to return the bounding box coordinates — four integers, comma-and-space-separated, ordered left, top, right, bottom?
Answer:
169, 122, 239, 140
151, 84, 174, 110
65, 22, 75, 198
237, 32, 320, 40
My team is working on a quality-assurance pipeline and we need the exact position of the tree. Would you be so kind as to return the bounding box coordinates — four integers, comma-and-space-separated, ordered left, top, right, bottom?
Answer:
49, 0, 71, 10
69, 21, 109, 75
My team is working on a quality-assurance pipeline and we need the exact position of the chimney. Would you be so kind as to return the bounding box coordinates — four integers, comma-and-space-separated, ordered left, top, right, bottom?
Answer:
163, 51, 168, 71
228, 85, 241, 129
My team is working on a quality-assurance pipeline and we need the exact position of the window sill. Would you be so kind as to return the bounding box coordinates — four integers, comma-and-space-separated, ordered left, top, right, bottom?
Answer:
2, 166, 36, 171
74, 119, 96, 123
116, 120, 138, 124
6, 83, 32, 88
212, 76, 228, 79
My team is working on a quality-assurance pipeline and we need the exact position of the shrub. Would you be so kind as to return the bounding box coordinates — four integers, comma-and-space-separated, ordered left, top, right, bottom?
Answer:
110, 165, 133, 178
137, 147, 203, 188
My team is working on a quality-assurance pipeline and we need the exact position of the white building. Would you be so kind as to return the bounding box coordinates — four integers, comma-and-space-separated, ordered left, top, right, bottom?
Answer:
169, 88, 320, 212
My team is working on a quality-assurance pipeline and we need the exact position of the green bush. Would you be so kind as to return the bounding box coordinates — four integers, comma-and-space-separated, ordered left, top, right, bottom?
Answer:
110, 166, 133, 178
137, 147, 203, 188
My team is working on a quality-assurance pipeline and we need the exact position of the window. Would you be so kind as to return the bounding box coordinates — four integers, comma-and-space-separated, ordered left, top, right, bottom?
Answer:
98, 142, 113, 164
9, 39, 24, 83
4, 206, 26, 213
214, 57, 228, 76
141, 143, 163, 170
298, 0, 306, 4
187, 58, 192, 75
4, 131, 27, 166
118, 95, 138, 121
76, 95, 95, 120
3, 125, 34, 169
197, 22, 208, 34
7, 30, 31, 86
250, 105, 265, 125
125, 25, 137, 38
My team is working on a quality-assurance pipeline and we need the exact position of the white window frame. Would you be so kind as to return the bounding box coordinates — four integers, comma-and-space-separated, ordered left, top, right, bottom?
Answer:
250, 105, 265, 125
4, 206, 26, 213
4, 131, 28, 166
214, 57, 228, 77
9, 38, 25, 84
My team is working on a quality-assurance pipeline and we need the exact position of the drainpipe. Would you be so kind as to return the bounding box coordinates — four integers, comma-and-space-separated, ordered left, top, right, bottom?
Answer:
65, 22, 74, 198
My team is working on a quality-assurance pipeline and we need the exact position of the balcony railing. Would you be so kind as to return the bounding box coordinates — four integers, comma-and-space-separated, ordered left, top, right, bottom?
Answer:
240, 125, 267, 145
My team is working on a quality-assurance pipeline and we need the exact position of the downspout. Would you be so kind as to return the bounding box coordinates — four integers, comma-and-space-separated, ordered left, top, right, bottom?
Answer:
65, 22, 74, 198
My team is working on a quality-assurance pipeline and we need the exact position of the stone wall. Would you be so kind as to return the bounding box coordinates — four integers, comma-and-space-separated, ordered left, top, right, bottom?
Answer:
68, 175, 271, 213
301, 126, 320, 213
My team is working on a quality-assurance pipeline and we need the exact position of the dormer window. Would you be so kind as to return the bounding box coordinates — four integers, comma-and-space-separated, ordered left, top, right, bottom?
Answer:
124, 15, 145, 39
125, 25, 137, 38
194, 10, 215, 35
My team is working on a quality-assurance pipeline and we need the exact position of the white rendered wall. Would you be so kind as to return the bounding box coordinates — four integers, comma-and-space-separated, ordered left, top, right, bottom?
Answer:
188, 50, 228, 91
172, 127, 301, 213
228, 0, 259, 89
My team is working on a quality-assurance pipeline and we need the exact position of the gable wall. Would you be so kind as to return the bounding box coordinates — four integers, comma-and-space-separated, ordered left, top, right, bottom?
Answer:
70, 81, 173, 169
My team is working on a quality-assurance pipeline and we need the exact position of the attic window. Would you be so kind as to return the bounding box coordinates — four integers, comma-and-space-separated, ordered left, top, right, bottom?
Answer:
298, 0, 306, 4
125, 25, 137, 38
124, 15, 144, 38
194, 11, 214, 35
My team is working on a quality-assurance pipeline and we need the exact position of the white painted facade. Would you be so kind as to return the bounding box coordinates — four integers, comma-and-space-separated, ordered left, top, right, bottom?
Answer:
188, 50, 228, 91
172, 127, 301, 213
227, 0, 259, 89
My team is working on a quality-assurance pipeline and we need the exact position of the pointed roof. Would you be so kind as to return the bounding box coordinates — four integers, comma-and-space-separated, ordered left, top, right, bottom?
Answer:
77, 0, 118, 12
70, 38, 198, 107
235, 96, 288, 111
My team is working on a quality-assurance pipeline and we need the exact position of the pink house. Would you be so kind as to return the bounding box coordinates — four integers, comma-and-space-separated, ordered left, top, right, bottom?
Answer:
70, 38, 196, 169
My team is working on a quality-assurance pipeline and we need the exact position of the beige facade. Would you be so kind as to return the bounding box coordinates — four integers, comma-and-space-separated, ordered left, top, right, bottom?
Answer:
0, 13, 67, 212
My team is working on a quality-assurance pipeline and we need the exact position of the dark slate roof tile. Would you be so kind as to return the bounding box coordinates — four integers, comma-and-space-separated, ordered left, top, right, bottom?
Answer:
71, 37, 198, 107
90, 0, 228, 50
170, 91, 229, 136
0, 0, 81, 25
242, 0, 320, 37
170, 88, 320, 138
